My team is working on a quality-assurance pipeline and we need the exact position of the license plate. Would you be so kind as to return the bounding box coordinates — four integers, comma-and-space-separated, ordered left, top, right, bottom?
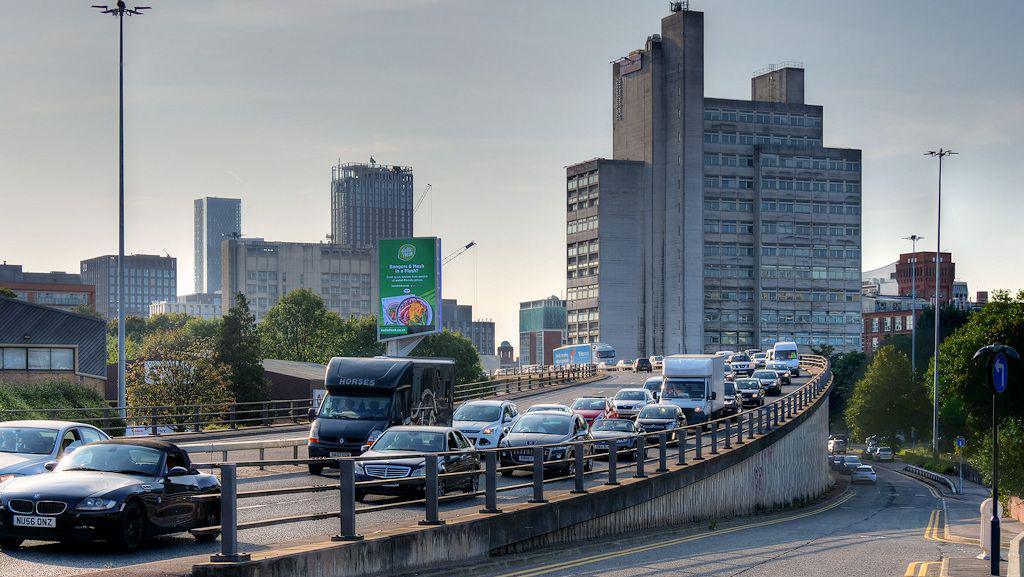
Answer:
595, 442, 608, 449
13, 515, 56, 528
382, 483, 399, 488
329, 451, 351, 458
517, 454, 534, 462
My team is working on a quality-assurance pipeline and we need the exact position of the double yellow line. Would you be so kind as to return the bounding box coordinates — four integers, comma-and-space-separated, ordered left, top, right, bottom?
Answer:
493, 489, 857, 577
904, 561, 939, 576
924, 509, 945, 542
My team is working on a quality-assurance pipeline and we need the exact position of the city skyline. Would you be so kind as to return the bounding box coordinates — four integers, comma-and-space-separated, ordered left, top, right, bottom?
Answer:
2, 1, 1022, 347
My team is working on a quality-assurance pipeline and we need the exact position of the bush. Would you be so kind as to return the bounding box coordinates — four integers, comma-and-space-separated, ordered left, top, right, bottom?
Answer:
900, 447, 958, 476
0, 380, 126, 434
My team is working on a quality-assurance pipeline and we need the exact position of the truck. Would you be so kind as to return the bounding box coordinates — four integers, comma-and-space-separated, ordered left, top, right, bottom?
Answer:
306, 356, 456, 474
552, 342, 617, 367
659, 354, 726, 424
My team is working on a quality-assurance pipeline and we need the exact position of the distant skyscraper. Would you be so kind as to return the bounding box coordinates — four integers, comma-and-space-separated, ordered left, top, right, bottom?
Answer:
80, 254, 177, 319
330, 161, 413, 247
194, 197, 241, 294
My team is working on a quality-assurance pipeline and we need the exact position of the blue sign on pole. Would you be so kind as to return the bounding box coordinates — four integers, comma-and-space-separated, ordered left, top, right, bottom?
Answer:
956, 436, 966, 449
993, 352, 1009, 394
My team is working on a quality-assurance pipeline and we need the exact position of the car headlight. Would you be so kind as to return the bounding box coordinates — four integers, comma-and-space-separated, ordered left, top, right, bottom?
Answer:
0, 474, 16, 484
550, 448, 566, 459
665, 423, 675, 429
410, 464, 425, 477
482, 427, 496, 435
77, 497, 118, 511
498, 438, 509, 448
367, 429, 383, 444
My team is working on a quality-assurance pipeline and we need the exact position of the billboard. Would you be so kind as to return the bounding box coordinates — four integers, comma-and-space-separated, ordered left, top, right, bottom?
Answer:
378, 237, 442, 341
553, 344, 593, 367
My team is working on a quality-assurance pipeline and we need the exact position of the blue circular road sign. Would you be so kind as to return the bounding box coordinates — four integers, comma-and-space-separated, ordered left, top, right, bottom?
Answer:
956, 436, 966, 448
992, 352, 1009, 394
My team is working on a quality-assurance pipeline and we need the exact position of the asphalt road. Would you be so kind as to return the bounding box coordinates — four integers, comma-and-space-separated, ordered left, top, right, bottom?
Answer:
446, 465, 979, 577
0, 369, 814, 576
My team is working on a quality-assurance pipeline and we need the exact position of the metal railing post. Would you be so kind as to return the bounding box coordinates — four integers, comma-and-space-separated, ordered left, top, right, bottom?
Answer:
735, 415, 744, 445
258, 447, 265, 471
606, 440, 619, 485
229, 404, 237, 430
724, 419, 732, 449
773, 403, 780, 428
150, 409, 158, 436
333, 459, 362, 541
193, 406, 201, 432
634, 435, 647, 478
290, 400, 299, 423
210, 464, 249, 562
758, 407, 764, 434
657, 432, 669, 472
480, 451, 501, 513
710, 421, 719, 454
419, 455, 445, 525
571, 442, 587, 494
677, 429, 687, 466
747, 411, 755, 440
694, 427, 704, 460
529, 447, 547, 503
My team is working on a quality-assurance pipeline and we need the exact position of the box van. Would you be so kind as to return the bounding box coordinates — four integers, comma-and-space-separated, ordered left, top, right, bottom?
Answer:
771, 341, 800, 376
307, 356, 455, 474
660, 355, 726, 424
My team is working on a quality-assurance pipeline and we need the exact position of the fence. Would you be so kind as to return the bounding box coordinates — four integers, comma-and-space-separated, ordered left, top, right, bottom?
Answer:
904, 464, 960, 495
0, 367, 598, 437
198, 355, 831, 562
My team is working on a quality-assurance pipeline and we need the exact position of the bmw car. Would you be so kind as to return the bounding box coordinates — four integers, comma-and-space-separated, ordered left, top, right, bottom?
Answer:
0, 421, 109, 483
0, 439, 220, 551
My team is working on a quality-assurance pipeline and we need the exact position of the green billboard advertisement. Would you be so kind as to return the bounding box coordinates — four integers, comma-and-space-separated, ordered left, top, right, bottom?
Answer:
378, 237, 441, 341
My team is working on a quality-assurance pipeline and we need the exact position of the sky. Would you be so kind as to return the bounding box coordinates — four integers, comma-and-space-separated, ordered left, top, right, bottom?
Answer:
2, 0, 1022, 349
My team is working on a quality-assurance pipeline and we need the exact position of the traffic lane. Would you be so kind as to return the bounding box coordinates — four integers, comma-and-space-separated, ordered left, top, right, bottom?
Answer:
462, 466, 971, 577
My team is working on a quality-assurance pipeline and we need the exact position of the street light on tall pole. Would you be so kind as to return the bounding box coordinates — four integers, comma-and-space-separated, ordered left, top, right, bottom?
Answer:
93, 1, 150, 418
925, 148, 956, 457
903, 234, 923, 378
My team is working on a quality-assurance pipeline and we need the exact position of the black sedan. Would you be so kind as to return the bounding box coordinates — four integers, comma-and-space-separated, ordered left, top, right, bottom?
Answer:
589, 419, 642, 460
354, 426, 479, 501
0, 438, 219, 551
498, 412, 593, 476
634, 404, 687, 444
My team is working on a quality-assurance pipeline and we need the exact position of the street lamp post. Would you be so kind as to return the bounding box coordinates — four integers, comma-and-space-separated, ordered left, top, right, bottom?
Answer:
93, 1, 150, 418
903, 234, 923, 378
925, 148, 955, 457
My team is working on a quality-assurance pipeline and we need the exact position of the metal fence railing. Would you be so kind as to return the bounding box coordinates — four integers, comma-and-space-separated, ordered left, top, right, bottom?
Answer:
197, 355, 831, 562
0, 367, 599, 437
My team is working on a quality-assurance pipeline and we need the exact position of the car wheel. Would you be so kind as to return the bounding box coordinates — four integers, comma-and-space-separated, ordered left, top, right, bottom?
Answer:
584, 451, 593, 471
193, 504, 221, 543
566, 452, 576, 477
437, 479, 447, 498
355, 489, 368, 502
112, 500, 146, 552
308, 463, 324, 476
0, 537, 23, 550
465, 471, 480, 494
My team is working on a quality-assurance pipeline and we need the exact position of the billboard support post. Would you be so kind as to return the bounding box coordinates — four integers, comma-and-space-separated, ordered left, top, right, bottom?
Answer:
386, 335, 426, 358
378, 237, 442, 357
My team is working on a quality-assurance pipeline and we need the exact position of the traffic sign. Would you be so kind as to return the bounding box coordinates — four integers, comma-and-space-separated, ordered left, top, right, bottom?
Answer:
956, 436, 966, 449
992, 352, 1008, 394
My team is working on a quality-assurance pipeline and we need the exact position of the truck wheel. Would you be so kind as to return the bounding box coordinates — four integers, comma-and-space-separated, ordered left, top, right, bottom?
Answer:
308, 463, 324, 476
0, 538, 23, 550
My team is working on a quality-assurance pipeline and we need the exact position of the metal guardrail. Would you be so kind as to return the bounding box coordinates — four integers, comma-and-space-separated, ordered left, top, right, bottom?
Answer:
904, 464, 960, 495
198, 355, 831, 562
0, 367, 597, 436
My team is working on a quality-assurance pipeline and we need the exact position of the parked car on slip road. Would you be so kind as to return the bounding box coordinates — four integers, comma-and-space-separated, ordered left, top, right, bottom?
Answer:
354, 426, 480, 500
0, 421, 109, 483
0, 438, 220, 551
873, 447, 894, 462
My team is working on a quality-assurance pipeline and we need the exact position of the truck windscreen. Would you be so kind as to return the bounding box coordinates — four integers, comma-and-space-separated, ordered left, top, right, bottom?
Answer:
319, 394, 391, 420
662, 379, 706, 400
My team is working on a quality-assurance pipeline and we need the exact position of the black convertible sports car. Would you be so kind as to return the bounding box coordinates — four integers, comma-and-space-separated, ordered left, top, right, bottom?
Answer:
0, 438, 220, 551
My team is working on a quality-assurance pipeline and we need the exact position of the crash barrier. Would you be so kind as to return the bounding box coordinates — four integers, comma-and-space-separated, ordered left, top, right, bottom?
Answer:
194, 355, 830, 564
903, 464, 960, 495
0, 367, 596, 436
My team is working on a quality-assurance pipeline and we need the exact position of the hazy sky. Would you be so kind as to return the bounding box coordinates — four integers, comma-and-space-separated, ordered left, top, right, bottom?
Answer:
2, 1, 1022, 348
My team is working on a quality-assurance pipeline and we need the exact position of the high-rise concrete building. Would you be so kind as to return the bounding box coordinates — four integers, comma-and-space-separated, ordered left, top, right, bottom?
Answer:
0, 263, 96, 312
440, 298, 496, 356
519, 296, 566, 367
80, 254, 177, 319
566, 7, 863, 358
221, 238, 375, 321
330, 161, 413, 247
194, 197, 241, 294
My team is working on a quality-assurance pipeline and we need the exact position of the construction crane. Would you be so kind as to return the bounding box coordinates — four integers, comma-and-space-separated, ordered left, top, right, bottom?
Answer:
413, 184, 432, 215
442, 241, 476, 267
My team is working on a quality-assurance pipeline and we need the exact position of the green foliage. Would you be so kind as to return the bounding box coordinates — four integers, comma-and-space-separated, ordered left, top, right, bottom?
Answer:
810, 344, 835, 359
70, 304, 104, 319
827, 351, 868, 430
883, 304, 974, 378
183, 316, 221, 340
0, 287, 17, 298
0, 380, 125, 433
411, 330, 485, 385
900, 447, 958, 476
330, 315, 386, 358
845, 345, 930, 446
127, 334, 234, 431
106, 333, 143, 365
971, 418, 1024, 504
259, 289, 339, 364
217, 294, 270, 403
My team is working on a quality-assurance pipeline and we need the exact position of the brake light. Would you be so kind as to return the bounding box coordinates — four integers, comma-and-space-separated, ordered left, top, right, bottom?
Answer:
308, 437, 319, 444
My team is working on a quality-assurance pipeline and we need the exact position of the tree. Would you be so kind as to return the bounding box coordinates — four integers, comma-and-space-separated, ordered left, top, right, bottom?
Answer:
883, 304, 974, 378
217, 294, 270, 403
259, 289, 338, 363
0, 287, 17, 298
827, 351, 868, 430
332, 315, 385, 358
184, 316, 221, 340
845, 345, 930, 447
70, 304, 104, 319
810, 344, 835, 359
971, 418, 1024, 505
127, 332, 233, 431
411, 330, 485, 385
107, 333, 143, 365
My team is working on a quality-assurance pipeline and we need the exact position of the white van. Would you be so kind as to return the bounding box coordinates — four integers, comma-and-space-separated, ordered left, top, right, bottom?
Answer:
771, 341, 800, 376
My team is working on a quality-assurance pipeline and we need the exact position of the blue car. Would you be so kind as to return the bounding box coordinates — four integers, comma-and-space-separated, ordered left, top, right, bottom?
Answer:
0, 421, 109, 483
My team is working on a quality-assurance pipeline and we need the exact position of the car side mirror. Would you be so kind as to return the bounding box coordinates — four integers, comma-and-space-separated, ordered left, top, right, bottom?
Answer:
360, 444, 371, 453
44, 461, 58, 471
307, 408, 316, 420
502, 427, 510, 435
166, 466, 189, 478
709, 392, 717, 400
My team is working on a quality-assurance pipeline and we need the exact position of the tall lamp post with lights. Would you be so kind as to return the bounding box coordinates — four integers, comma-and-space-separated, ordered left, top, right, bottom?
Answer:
92, 1, 150, 418
903, 234, 923, 378
925, 148, 955, 457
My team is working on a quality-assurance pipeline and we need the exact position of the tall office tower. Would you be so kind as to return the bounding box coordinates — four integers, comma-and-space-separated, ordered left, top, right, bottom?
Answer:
80, 254, 177, 319
566, 7, 863, 358
194, 197, 241, 294
330, 161, 413, 247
